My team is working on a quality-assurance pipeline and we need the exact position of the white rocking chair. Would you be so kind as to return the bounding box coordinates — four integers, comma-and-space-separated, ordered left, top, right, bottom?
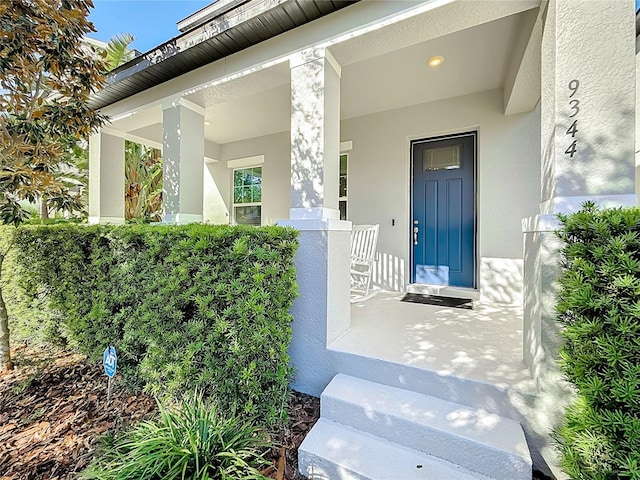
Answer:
350, 224, 379, 298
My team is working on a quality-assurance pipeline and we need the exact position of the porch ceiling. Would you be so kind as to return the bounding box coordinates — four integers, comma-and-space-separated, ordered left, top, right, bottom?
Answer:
338, 11, 524, 120
109, 7, 536, 146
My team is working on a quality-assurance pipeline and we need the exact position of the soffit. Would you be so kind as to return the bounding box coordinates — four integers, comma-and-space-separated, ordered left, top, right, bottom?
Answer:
110, 9, 533, 145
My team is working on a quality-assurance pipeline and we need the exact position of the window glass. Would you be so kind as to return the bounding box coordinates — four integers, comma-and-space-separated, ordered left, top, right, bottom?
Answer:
339, 154, 348, 220
234, 205, 261, 226
423, 145, 460, 171
233, 166, 262, 225
339, 201, 347, 221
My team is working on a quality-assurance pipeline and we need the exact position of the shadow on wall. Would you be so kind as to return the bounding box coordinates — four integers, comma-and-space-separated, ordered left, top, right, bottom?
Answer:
479, 258, 524, 304
290, 58, 330, 212
541, 107, 635, 207
371, 255, 525, 303
522, 227, 571, 478
162, 131, 179, 217
372, 251, 406, 291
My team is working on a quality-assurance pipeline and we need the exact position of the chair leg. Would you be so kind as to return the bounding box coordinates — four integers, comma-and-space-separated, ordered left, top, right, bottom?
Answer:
363, 269, 372, 296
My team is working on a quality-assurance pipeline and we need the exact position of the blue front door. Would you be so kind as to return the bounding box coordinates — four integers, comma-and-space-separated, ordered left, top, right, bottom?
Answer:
412, 133, 476, 288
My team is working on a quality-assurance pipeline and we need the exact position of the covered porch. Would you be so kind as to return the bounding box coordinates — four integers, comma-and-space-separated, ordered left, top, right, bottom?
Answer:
89, 0, 545, 303
336, 291, 535, 396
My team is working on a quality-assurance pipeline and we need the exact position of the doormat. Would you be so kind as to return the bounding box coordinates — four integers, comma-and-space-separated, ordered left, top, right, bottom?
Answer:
401, 293, 473, 310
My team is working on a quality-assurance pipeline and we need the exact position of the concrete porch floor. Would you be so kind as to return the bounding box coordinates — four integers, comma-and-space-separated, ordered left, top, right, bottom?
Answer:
329, 290, 536, 396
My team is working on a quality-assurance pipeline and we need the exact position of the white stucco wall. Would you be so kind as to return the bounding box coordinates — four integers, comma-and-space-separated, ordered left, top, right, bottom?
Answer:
636, 48, 640, 198
341, 88, 541, 303
88, 132, 125, 224
203, 161, 230, 224
204, 131, 291, 225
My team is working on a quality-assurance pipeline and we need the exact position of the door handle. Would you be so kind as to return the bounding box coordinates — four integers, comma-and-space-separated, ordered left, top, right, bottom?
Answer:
413, 226, 419, 245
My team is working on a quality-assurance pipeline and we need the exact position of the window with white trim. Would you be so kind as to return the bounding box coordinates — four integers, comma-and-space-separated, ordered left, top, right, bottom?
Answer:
233, 166, 262, 225
339, 153, 348, 220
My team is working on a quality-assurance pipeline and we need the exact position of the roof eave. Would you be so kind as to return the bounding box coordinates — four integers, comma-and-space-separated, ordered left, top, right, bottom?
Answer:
90, 0, 359, 110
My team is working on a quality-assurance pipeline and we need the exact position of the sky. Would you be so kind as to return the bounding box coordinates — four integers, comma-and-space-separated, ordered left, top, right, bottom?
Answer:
87, 0, 212, 53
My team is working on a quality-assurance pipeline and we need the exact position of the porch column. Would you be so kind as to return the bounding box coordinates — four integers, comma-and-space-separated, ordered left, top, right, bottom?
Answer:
540, 0, 636, 213
279, 47, 351, 396
88, 129, 125, 224
162, 99, 205, 224
289, 47, 341, 220
523, 1, 636, 473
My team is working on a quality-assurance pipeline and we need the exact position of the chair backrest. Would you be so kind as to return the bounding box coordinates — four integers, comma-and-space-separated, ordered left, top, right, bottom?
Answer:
350, 224, 379, 262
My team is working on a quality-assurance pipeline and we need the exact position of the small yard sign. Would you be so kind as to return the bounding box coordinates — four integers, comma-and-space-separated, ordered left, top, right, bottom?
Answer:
103, 346, 117, 377
103, 346, 117, 401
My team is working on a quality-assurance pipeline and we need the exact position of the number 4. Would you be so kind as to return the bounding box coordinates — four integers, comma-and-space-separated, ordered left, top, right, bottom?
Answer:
566, 120, 578, 138
565, 140, 577, 158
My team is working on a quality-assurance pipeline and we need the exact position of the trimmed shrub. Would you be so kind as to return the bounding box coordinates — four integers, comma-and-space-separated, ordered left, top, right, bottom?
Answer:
555, 202, 640, 479
9, 223, 298, 426
1, 226, 68, 347
82, 395, 271, 480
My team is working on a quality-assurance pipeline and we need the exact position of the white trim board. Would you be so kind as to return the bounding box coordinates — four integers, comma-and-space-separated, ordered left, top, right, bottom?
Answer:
340, 140, 353, 152
227, 154, 265, 169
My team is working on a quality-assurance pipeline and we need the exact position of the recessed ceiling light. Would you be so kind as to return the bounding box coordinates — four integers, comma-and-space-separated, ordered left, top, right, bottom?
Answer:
428, 56, 445, 68
204, 121, 211, 126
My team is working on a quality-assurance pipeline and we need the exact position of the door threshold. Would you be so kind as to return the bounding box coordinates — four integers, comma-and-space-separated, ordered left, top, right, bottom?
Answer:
406, 284, 480, 301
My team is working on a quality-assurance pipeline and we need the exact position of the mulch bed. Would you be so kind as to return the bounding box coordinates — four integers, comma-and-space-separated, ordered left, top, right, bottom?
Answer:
0, 345, 156, 480
264, 392, 320, 480
0, 345, 318, 480
1, 345, 553, 480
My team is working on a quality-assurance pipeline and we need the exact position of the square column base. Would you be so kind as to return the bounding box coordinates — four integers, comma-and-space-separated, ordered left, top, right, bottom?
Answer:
88, 216, 126, 225
162, 213, 203, 225
277, 217, 352, 395
278, 217, 351, 231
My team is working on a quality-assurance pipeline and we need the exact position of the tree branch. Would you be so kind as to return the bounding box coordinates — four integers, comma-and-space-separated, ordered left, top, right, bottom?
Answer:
27, 70, 44, 120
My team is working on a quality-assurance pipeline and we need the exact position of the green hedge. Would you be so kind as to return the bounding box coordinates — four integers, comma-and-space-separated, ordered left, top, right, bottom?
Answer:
555, 203, 640, 479
6, 223, 298, 426
2, 226, 68, 347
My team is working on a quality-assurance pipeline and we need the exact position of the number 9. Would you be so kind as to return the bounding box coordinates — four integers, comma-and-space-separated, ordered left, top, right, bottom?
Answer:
569, 79, 579, 97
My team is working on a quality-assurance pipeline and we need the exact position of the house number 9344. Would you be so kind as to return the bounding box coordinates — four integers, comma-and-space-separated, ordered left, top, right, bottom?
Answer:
565, 79, 579, 158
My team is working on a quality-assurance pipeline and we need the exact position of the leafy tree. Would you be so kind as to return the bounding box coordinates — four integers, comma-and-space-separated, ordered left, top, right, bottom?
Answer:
0, 0, 107, 370
104, 33, 135, 71
125, 141, 163, 222
0, 0, 107, 225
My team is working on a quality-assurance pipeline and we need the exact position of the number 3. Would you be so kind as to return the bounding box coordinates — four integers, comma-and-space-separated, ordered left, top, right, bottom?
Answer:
569, 99, 580, 118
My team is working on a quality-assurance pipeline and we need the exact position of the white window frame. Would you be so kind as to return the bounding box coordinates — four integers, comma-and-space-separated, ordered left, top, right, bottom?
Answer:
227, 155, 264, 226
232, 165, 263, 226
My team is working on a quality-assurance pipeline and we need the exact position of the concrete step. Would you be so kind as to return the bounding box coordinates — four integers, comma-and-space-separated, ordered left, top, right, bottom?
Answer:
299, 418, 492, 480
326, 349, 539, 422
321, 374, 532, 480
